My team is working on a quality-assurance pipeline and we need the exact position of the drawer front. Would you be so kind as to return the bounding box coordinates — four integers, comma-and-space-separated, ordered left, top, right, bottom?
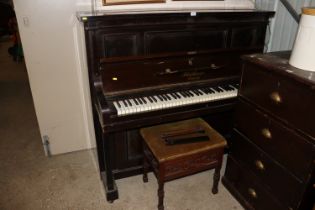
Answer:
239, 63, 315, 138
231, 129, 304, 209
235, 99, 314, 181
224, 156, 287, 210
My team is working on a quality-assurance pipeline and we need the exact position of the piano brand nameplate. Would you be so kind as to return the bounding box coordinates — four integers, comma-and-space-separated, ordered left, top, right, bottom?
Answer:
182, 72, 205, 81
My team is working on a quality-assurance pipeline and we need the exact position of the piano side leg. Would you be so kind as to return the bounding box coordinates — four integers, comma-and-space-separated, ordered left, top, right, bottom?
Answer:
93, 107, 118, 202
102, 132, 119, 202
93, 107, 105, 173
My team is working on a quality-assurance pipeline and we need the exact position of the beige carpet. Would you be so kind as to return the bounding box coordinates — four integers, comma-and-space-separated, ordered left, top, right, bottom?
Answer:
0, 40, 244, 210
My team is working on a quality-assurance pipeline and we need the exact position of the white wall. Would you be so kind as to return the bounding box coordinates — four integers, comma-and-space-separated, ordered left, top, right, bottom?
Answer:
13, 0, 254, 155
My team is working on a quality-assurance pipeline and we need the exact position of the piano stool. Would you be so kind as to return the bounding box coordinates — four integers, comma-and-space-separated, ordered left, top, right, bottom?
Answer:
140, 118, 227, 210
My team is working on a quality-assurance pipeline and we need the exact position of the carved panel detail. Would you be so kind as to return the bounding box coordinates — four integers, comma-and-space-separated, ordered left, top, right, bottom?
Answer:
165, 153, 218, 177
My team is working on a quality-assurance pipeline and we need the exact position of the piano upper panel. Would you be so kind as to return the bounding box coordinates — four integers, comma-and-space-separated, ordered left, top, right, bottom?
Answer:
80, 11, 274, 80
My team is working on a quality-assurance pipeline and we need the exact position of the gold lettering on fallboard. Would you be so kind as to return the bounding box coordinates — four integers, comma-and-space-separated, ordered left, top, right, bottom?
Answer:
182, 72, 205, 81
187, 76, 201, 80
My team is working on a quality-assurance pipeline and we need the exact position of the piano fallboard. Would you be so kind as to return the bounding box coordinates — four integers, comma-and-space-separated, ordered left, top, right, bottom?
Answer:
101, 52, 242, 96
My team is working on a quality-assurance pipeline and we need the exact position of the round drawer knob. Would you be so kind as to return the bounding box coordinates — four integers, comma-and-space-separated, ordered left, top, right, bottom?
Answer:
248, 188, 257, 199
255, 160, 265, 171
261, 128, 272, 139
270, 91, 282, 104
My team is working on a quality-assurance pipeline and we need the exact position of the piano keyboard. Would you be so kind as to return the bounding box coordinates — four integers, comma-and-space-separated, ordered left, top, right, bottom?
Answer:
112, 84, 238, 116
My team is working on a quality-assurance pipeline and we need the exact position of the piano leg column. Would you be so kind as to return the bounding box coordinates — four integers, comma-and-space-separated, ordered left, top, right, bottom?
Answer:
93, 107, 118, 202
101, 132, 118, 202
93, 107, 105, 173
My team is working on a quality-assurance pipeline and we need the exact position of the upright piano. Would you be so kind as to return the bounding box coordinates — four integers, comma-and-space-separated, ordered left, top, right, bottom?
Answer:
78, 10, 274, 202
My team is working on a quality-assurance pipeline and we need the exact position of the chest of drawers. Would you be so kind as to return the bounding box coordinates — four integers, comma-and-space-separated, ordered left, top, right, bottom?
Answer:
222, 52, 315, 210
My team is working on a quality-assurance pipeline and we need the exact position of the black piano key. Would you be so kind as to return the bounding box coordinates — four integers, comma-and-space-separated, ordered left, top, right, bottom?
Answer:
214, 87, 222, 92
123, 100, 128, 107
225, 85, 233, 91
161, 95, 167, 101
182, 91, 188, 97
229, 84, 237, 90
197, 89, 204, 95
171, 93, 177, 99
151, 96, 157, 102
183, 91, 188, 97
158, 95, 164, 101
130, 99, 136, 106
188, 91, 194, 97
193, 90, 200, 96
154, 96, 161, 102
118, 101, 124, 107
127, 99, 132, 106
142, 97, 147, 104
220, 85, 229, 91
116, 101, 121, 108
165, 94, 171, 100
175, 93, 182, 98
134, 98, 139, 105
148, 97, 153, 103
207, 88, 215, 93
217, 86, 224, 92
200, 89, 208, 94
138, 98, 143, 104
203, 88, 209, 93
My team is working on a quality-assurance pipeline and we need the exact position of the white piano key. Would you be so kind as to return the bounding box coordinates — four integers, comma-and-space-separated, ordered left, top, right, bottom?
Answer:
113, 101, 121, 116
111, 83, 239, 117
129, 99, 138, 113
144, 97, 153, 110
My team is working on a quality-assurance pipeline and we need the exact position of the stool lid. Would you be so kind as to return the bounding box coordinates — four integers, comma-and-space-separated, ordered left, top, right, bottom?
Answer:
302, 7, 315, 16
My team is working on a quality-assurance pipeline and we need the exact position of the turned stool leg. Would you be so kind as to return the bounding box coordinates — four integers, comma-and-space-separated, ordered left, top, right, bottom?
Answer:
158, 180, 164, 210
143, 156, 148, 183
212, 163, 222, 194
143, 142, 149, 183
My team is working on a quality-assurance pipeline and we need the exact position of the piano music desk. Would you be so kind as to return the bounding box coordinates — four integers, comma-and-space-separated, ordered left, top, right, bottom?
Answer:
140, 118, 227, 210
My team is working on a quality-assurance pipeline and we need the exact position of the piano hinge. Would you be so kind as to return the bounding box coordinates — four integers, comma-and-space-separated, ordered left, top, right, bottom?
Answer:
43, 135, 51, 157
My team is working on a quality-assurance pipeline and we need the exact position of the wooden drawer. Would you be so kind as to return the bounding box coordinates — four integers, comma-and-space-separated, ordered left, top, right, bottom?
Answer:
231, 129, 304, 209
235, 99, 315, 181
239, 62, 315, 138
223, 156, 287, 210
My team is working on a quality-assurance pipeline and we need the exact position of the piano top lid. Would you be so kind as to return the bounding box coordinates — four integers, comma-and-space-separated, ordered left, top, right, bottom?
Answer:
77, 9, 275, 22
